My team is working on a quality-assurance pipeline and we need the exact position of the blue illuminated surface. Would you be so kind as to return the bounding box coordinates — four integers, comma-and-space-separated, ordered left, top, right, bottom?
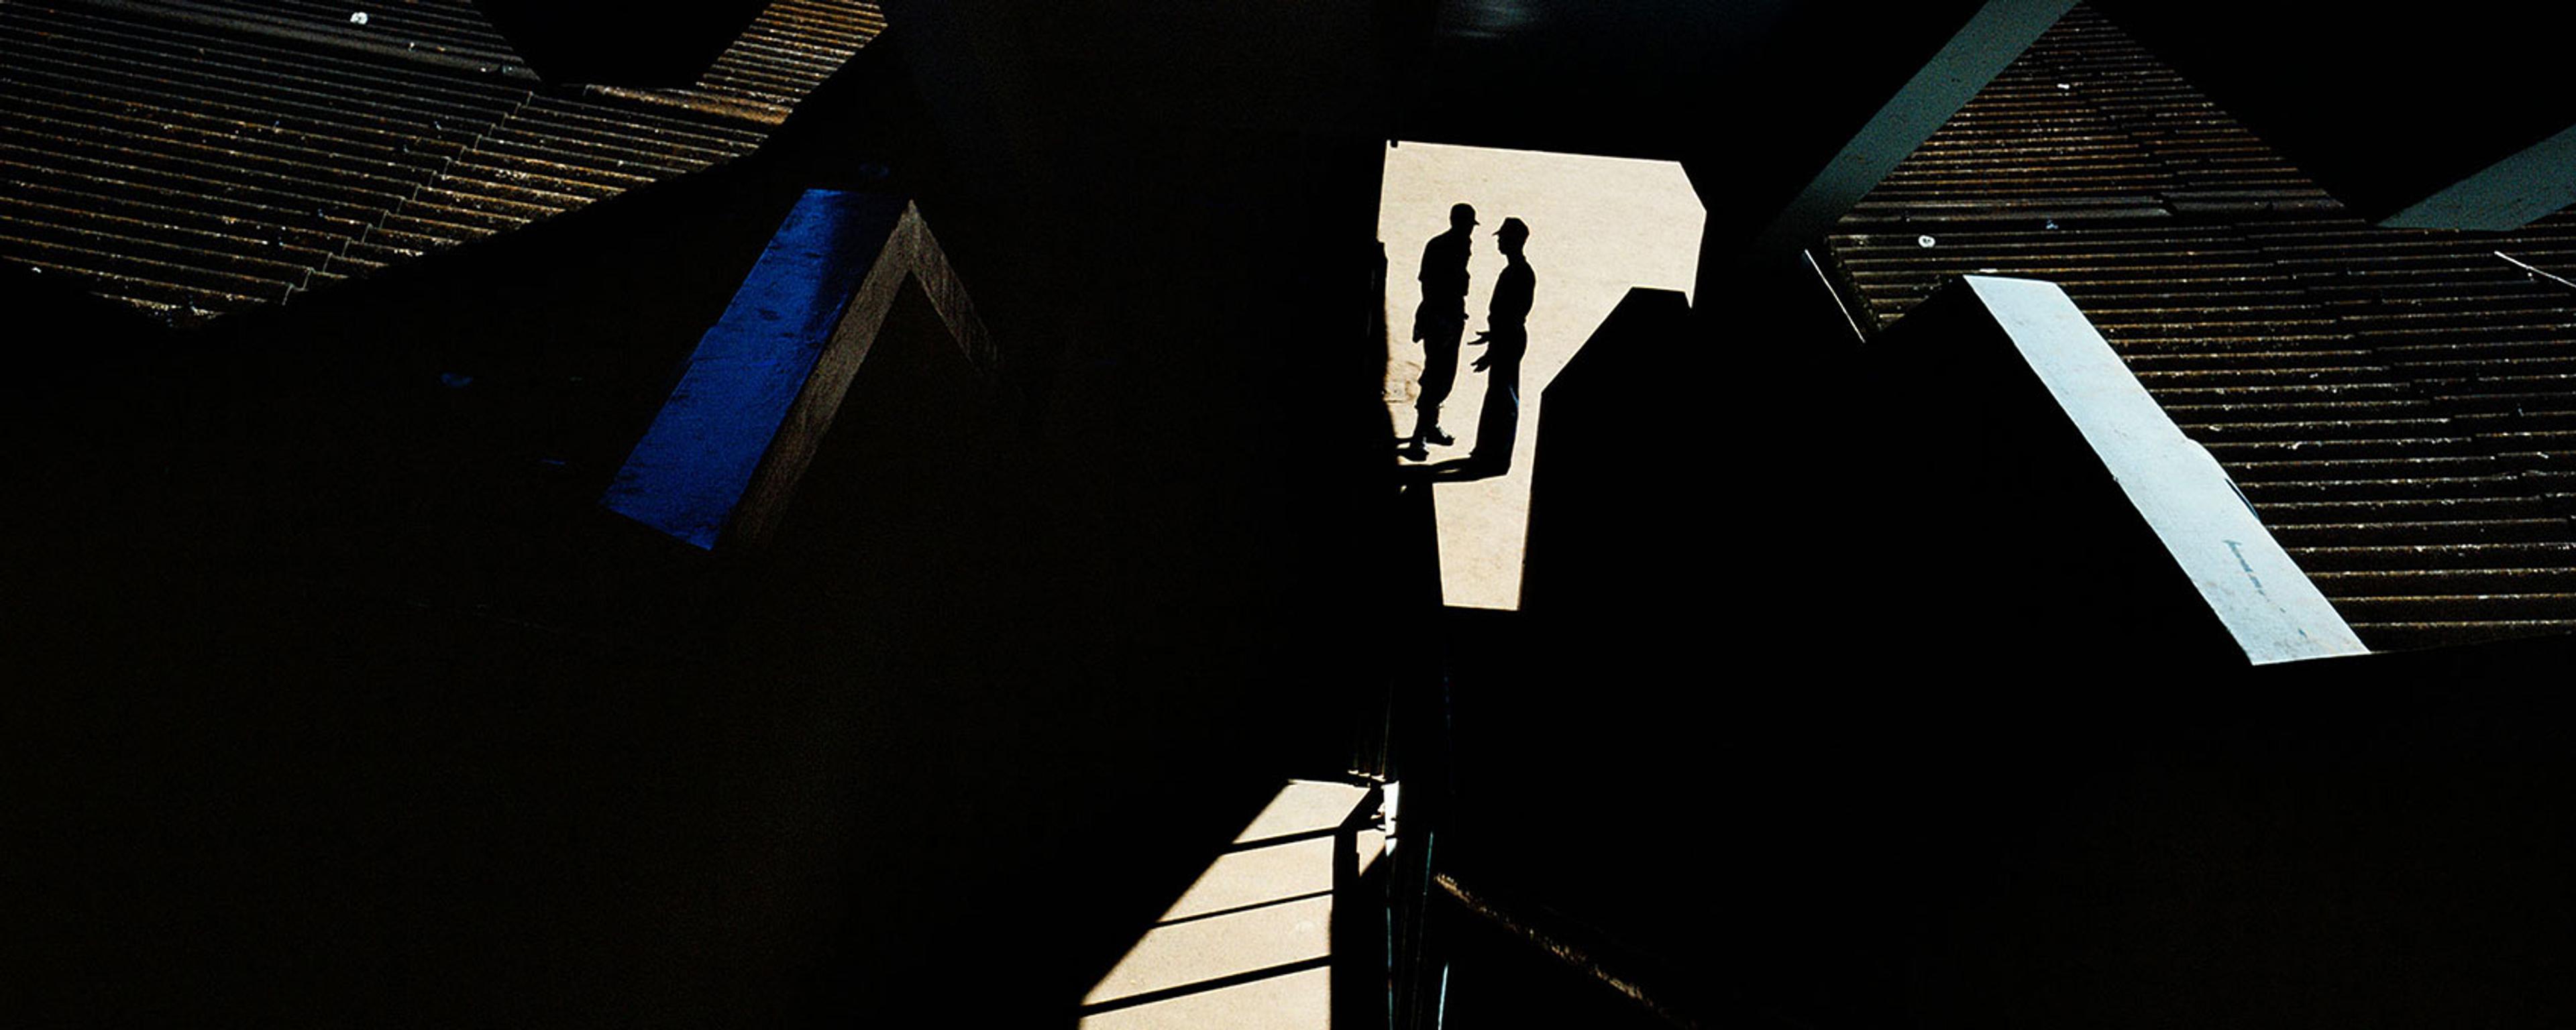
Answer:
602, 190, 906, 549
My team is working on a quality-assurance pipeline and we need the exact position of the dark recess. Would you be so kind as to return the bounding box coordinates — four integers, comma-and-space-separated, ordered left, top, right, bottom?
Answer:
472, 0, 771, 84
2096, 0, 2576, 221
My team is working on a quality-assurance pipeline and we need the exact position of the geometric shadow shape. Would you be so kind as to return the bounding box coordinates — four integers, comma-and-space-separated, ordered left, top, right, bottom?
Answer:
1519, 286, 1692, 614
1890, 276, 2371, 665
601, 190, 994, 550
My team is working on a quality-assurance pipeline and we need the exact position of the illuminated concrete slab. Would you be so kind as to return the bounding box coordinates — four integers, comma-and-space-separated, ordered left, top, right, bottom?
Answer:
1379, 143, 1702, 610
602, 189, 991, 550
1079, 780, 1381, 1030
1950, 276, 2369, 664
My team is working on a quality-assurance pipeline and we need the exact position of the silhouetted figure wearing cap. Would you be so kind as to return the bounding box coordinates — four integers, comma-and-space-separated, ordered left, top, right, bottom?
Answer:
1400, 203, 1477, 461
1466, 217, 1534, 472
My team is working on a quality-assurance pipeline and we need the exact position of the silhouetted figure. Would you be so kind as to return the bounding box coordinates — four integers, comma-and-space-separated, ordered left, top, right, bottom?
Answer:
1466, 217, 1534, 472
1400, 203, 1477, 461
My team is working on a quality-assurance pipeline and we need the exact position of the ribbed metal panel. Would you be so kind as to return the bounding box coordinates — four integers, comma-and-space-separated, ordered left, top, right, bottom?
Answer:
1822, 3, 2576, 652
0, 0, 881, 324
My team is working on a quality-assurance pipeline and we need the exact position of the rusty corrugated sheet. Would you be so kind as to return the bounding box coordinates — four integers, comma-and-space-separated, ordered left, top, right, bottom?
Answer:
0, 0, 883, 323
1823, 3, 2576, 652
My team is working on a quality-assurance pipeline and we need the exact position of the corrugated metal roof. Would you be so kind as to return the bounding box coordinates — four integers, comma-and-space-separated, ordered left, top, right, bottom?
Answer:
1823, 3, 2576, 652
0, 0, 883, 324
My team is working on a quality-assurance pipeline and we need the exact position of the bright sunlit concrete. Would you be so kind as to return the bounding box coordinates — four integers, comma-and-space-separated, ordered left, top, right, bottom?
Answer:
1079, 780, 1382, 1029
1379, 142, 1703, 610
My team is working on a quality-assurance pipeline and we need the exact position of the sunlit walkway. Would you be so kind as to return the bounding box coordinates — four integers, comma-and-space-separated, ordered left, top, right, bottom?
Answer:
1078, 781, 1383, 1029
1379, 143, 1703, 610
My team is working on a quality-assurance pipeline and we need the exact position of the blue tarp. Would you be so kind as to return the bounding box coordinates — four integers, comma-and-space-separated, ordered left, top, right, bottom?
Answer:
602, 190, 906, 549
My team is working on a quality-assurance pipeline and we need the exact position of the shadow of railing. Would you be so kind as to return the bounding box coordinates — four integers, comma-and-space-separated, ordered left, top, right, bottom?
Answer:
1074, 780, 1384, 1029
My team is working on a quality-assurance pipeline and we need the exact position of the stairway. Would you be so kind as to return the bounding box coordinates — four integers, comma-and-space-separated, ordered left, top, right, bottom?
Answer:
1820, 3, 2576, 651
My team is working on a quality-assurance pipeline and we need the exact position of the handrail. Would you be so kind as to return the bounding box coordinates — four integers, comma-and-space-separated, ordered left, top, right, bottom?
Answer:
1383, 478, 1452, 1030
1432, 874, 1705, 1030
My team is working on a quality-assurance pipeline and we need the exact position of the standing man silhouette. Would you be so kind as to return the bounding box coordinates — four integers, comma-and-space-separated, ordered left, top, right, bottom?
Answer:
1467, 217, 1534, 472
1401, 203, 1477, 461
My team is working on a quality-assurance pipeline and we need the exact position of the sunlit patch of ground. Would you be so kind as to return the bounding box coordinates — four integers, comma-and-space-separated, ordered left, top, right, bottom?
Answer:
1379, 142, 1703, 609
1079, 781, 1381, 1029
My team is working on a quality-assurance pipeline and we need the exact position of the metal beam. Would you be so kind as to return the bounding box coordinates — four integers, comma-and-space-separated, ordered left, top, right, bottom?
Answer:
1746, 0, 2078, 260
2381, 121, 2576, 230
